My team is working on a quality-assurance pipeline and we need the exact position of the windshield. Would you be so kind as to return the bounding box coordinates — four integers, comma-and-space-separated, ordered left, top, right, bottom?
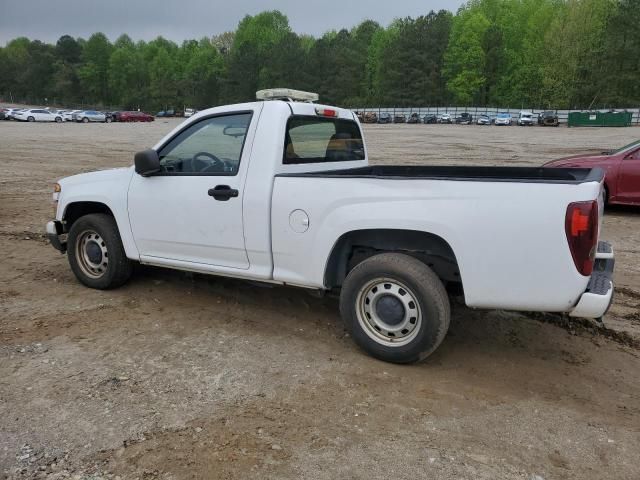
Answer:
497, 113, 510, 118
612, 139, 640, 154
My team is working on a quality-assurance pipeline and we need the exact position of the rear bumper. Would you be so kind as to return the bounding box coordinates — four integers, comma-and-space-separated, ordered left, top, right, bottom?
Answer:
46, 220, 67, 253
569, 241, 614, 319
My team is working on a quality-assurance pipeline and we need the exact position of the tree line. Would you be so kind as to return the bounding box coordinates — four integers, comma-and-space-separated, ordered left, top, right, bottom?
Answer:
1, 0, 638, 112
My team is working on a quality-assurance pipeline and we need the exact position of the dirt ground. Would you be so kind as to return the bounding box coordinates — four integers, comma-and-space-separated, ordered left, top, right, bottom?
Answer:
1, 119, 639, 480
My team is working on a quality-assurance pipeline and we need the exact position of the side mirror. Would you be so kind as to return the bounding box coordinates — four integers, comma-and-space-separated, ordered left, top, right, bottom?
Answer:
134, 149, 161, 176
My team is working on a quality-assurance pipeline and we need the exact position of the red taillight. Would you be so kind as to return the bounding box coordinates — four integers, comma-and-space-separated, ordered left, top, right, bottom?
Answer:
315, 107, 337, 117
565, 200, 598, 276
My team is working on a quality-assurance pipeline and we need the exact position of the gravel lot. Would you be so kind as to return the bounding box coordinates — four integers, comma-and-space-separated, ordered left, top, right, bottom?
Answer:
1, 119, 639, 479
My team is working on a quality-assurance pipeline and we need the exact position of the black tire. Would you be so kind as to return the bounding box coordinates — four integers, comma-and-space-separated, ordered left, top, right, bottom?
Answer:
55, 116, 62, 123
105, 117, 112, 123
340, 253, 450, 364
27, 116, 35, 122
67, 213, 133, 289
82, 117, 89, 123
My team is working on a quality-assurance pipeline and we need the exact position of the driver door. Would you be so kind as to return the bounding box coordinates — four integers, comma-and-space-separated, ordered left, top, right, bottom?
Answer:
128, 108, 259, 269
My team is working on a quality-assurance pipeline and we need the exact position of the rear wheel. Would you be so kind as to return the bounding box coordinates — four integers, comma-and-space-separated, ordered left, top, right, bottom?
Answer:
27, 116, 35, 122
55, 116, 62, 123
68, 214, 132, 289
340, 253, 450, 363
82, 117, 89, 123
105, 117, 112, 123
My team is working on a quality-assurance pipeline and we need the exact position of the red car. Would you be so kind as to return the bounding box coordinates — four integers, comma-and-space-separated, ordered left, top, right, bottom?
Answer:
118, 111, 154, 122
545, 140, 640, 206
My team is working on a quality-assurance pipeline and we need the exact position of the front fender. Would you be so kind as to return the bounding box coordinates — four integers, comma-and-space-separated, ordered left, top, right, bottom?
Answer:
56, 167, 139, 259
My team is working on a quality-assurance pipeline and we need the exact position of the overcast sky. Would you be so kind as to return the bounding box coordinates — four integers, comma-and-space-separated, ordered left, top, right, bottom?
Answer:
0, 0, 466, 45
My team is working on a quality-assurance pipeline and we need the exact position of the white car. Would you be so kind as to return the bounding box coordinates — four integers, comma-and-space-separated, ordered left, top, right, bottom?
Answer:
438, 113, 453, 124
45, 88, 614, 363
5, 108, 25, 120
494, 113, 513, 126
184, 108, 196, 118
73, 110, 109, 123
63, 110, 81, 121
518, 111, 535, 126
14, 109, 63, 122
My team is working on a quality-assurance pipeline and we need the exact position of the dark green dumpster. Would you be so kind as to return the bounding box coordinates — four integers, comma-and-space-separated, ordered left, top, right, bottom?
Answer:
568, 111, 632, 127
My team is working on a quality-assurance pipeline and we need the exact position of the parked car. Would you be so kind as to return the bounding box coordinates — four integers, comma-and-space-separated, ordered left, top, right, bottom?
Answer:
75, 110, 110, 123
0, 109, 6, 120
118, 111, 155, 122
518, 111, 535, 126
156, 109, 176, 117
184, 108, 196, 118
393, 113, 406, 123
455, 113, 473, 125
544, 139, 640, 206
6, 108, 25, 120
377, 113, 391, 124
63, 110, 82, 122
494, 113, 513, 126
438, 113, 453, 124
359, 112, 376, 124
45, 88, 613, 364
105, 111, 119, 122
477, 114, 492, 125
538, 111, 560, 127
14, 109, 63, 122
407, 113, 421, 124
423, 114, 438, 124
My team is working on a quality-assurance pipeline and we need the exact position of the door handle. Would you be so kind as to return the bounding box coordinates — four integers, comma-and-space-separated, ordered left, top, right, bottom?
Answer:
208, 185, 238, 201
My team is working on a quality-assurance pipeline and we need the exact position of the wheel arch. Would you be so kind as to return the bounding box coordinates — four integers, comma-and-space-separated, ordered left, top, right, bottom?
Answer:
324, 228, 463, 292
62, 201, 115, 231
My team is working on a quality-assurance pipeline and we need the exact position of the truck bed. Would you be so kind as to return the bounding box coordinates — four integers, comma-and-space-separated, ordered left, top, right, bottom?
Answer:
278, 165, 603, 184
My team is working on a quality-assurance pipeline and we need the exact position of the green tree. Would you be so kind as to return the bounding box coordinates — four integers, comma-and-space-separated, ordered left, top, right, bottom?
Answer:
541, 0, 614, 108
598, 0, 640, 106
108, 37, 149, 108
374, 12, 452, 106
148, 47, 177, 109
78, 32, 113, 104
182, 38, 224, 108
223, 10, 292, 103
443, 7, 491, 104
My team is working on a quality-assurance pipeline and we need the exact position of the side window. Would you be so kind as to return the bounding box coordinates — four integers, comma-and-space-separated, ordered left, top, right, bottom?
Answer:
629, 149, 640, 160
158, 113, 252, 175
284, 116, 365, 164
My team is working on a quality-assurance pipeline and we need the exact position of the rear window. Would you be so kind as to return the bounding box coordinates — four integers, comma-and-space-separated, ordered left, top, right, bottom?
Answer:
284, 116, 365, 164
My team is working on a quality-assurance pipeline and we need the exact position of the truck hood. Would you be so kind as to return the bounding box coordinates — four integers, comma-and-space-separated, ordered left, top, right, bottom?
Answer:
58, 166, 133, 187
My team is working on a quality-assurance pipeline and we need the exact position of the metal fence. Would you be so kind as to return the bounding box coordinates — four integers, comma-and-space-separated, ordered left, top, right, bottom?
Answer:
350, 106, 640, 125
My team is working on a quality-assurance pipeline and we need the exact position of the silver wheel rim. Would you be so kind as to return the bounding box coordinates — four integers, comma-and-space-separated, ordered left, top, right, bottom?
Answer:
355, 278, 422, 347
75, 230, 109, 279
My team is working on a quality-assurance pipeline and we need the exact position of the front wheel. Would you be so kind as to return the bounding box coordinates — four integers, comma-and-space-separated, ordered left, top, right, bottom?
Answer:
340, 253, 450, 363
67, 214, 133, 289
27, 116, 35, 122
55, 116, 62, 123
105, 117, 112, 123
82, 117, 89, 123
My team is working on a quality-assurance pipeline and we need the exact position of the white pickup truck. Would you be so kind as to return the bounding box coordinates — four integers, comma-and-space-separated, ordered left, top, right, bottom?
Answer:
46, 89, 615, 363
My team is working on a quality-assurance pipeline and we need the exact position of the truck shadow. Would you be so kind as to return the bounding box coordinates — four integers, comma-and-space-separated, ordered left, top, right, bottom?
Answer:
131, 264, 638, 367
